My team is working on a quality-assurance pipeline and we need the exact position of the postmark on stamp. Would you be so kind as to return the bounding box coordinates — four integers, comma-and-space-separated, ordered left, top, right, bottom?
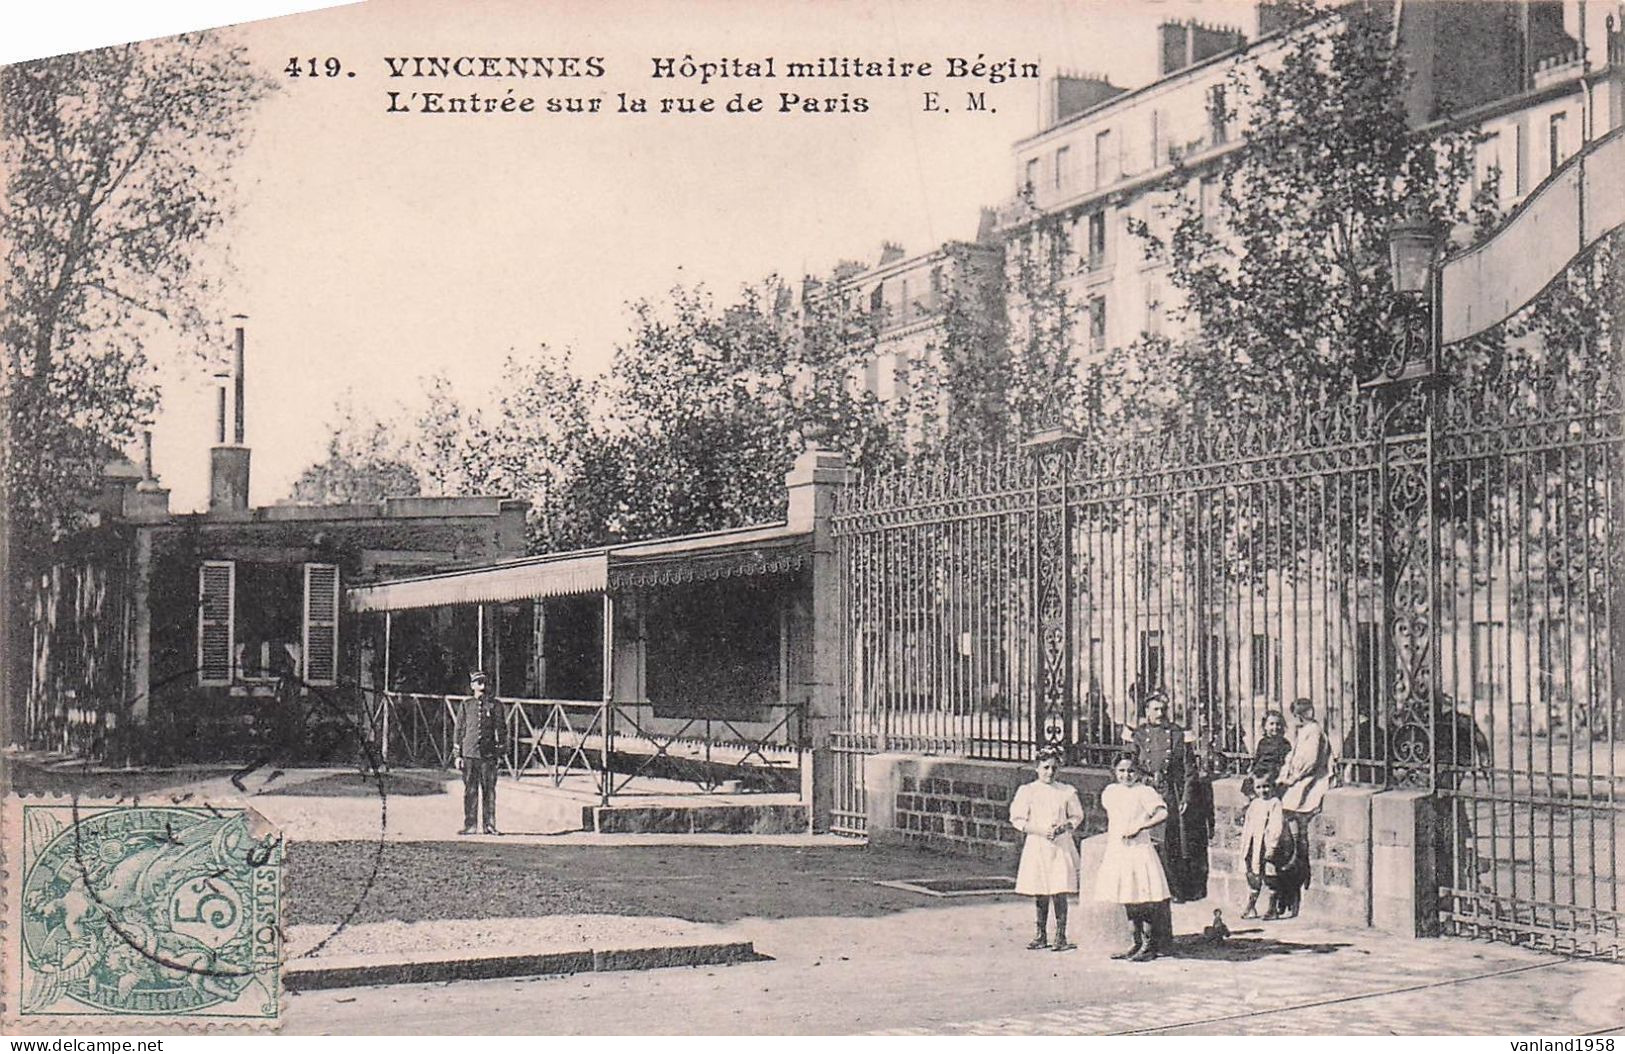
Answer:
5, 799, 283, 1025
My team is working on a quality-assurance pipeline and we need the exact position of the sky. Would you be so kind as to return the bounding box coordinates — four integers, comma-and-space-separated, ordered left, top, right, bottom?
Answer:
13, 0, 1270, 511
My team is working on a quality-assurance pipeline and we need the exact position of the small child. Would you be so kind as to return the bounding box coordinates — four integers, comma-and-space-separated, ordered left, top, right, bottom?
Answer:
1252, 710, 1290, 783
1238, 774, 1305, 919
1095, 755, 1173, 962
1009, 747, 1085, 952
1238, 775, 1283, 919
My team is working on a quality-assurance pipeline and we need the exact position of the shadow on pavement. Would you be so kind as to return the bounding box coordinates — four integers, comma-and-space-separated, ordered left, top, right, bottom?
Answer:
1168, 931, 1353, 961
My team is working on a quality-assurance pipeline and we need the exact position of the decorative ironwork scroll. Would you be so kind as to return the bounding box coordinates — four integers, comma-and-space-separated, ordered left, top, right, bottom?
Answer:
1027, 428, 1080, 759
1368, 291, 1442, 788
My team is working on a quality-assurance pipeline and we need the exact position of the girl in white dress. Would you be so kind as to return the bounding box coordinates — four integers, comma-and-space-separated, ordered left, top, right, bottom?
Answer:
1009, 747, 1085, 951
1095, 755, 1172, 962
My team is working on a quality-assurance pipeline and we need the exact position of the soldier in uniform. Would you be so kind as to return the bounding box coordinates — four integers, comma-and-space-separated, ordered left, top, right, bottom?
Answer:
1128, 692, 1204, 905
456, 671, 506, 835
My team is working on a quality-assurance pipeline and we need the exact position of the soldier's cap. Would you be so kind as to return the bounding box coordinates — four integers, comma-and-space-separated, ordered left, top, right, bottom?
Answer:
469, 670, 488, 685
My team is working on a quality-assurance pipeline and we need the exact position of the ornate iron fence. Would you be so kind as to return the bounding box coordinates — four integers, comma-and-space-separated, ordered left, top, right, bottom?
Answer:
831, 368, 1623, 953
834, 395, 1387, 780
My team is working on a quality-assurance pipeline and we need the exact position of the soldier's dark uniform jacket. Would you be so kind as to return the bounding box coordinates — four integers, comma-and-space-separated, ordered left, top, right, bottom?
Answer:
457, 696, 506, 759
1131, 719, 1210, 902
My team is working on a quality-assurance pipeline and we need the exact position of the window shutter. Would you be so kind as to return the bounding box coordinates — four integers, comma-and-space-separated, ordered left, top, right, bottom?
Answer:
198, 561, 235, 686
303, 563, 340, 686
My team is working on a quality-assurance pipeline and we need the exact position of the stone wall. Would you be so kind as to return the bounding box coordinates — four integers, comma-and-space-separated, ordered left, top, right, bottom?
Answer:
1208, 777, 1403, 928
865, 759, 1443, 939
864, 754, 1112, 862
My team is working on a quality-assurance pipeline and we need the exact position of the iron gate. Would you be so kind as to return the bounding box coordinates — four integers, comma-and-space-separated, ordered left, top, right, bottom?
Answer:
831, 312, 1623, 955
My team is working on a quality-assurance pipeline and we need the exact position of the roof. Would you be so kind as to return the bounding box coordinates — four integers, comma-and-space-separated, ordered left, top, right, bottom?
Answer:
347, 520, 812, 612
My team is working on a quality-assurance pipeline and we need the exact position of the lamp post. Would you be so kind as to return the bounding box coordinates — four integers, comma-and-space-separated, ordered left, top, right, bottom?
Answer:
1367, 210, 1446, 799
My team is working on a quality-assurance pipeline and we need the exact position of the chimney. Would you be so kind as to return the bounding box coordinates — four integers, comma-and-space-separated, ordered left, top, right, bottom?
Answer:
208, 316, 251, 515
1048, 71, 1126, 125
128, 429, 171, 520
1159, 19, 1246, 75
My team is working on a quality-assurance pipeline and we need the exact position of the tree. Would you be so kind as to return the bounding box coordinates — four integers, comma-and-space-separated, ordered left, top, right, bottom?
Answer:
570, 276, 904, 543
289, 398, 421, 505
1123, 0, 1477, 426
2, 33, 273, 538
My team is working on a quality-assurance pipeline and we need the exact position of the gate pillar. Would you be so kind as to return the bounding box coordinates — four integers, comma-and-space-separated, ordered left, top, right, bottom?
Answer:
1364, 274, 1444, 790
1024, 426, 1081, 761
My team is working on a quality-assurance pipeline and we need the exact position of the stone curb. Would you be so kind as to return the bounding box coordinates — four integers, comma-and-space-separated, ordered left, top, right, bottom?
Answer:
283, 941, 766, 992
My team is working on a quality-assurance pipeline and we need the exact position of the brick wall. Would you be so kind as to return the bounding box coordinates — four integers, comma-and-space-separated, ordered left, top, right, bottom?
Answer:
864, 754, 1112, 862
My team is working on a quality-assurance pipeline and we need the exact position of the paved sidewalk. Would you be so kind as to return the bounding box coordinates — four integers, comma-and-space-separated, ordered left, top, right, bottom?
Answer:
287, 896, 1625, 1034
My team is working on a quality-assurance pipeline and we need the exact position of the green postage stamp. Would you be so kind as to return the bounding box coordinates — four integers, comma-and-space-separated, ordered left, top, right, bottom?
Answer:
5, 799, 283, 1026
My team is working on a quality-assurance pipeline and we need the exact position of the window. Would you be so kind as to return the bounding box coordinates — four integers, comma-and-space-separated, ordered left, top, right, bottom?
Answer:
1513, 123, 1525, 196
869, 281, 885, 313
236, 562, 302, 680
1355, 621, 1380, 711
1054, 145, 1069, 189
1548, 111, 1568, 178
1139, 630, 1165, 694
1207, 85, 1228, 146
1537, 618, 1564, 706
1024, 157, 1039, 191
1093, 129, 1115, 187
198, 561, 235, 686
1198, 177, 1220, 228
1145, 281, 1163, 337
304, 563, 340, 686
1250, 634, 1272, 697
1470, 621, 1504, 702
1476, 131, 1507, 205
1089, 295, 1107, 353
1149, 109, 1162, 168
1086, 209, 1107, 268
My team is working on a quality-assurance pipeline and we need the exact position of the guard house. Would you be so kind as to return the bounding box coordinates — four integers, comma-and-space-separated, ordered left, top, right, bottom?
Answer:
345, 448, 848, 821
20, 322, 529, 763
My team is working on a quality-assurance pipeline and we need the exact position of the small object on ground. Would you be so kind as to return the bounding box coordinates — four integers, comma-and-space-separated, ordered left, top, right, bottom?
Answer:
1202, 909, 1230, 943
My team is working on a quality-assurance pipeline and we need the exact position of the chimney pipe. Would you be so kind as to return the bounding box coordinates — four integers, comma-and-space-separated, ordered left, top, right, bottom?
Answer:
207, 314, 251, 515
142, 430, 154, 480
233, 316, 247, 445
215, 379, 228, 444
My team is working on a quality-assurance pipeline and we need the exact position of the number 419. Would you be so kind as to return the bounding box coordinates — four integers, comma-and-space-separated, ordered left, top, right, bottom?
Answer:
286, 57, 343, 77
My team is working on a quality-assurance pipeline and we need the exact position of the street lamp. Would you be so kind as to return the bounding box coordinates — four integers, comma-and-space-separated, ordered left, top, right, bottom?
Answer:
1366, 212, 1444, 388
1388, 214, 1440, 297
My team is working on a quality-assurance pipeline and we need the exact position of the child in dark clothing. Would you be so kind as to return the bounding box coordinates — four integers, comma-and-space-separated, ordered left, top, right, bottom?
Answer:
1251, 710, 1290, 782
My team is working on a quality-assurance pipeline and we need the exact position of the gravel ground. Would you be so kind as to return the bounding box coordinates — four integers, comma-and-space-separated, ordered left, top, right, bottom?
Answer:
7, 764, 238, 798
284, 914, 724, 960
286, 841, 1010, 926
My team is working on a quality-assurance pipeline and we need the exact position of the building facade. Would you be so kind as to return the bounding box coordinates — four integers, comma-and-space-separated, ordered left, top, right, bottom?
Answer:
995, 1, 1623, 370
21, 327, 528, 763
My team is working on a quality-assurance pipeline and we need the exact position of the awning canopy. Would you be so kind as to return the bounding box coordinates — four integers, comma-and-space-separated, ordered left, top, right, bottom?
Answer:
347, 521, 811, 613
349, 552, 608, 612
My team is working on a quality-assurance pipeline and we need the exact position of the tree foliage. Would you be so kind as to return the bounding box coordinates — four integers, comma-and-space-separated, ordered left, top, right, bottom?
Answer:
1123, 0, 1478, 425
289, 397, 422, 505
565, 277, 902, 544
2, 33, 272, 539
296, 275, 908, 553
